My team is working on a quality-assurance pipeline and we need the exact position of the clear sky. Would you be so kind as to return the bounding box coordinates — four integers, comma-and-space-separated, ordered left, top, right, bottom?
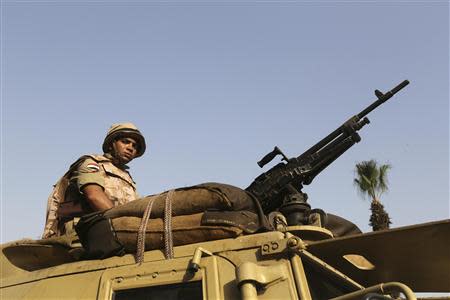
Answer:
1, 0, 448, 242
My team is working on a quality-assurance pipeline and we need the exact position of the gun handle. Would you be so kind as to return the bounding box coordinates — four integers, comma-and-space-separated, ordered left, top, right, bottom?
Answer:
258, 146, 282, 168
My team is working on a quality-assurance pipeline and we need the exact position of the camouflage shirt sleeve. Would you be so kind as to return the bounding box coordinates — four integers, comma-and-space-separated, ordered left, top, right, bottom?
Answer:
71, 158, 105, 193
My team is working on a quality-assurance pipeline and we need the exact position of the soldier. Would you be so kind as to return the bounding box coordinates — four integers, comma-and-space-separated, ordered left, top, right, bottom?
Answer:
42, 123, 146, 239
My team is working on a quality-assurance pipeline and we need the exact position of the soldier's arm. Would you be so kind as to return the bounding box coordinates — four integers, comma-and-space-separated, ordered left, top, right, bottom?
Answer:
81, 184, 114, 211
72, 158, 114, 211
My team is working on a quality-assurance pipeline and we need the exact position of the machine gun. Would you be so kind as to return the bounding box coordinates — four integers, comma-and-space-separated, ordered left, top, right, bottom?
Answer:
246, 80, 409, 225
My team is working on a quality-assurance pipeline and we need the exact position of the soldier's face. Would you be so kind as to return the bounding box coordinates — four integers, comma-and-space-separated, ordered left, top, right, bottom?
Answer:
112, 137, 138, 164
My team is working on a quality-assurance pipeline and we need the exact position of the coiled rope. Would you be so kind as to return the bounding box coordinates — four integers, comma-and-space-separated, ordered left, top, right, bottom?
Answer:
135, 197, 156, 264
135, 190, 175, 263
163, 190, 174, 259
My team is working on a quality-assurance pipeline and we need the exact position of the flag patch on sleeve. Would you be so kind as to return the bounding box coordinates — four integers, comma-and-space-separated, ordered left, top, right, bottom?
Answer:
86, 163, 100, 172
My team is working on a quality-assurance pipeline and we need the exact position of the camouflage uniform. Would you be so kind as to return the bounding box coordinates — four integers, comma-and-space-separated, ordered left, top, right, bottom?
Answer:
42, 154, 139, 238
72, 154, 138, 206
42, 123, 146, 239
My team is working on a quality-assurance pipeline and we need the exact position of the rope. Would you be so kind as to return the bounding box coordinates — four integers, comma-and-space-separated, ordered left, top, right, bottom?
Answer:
163, 190, 175, 259
135, 197, 156, 264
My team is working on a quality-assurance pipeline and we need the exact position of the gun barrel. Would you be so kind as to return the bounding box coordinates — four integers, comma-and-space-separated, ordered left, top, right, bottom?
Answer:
391, 79, 410, 94
357, 80, 409, 119
297, 80, 409, 163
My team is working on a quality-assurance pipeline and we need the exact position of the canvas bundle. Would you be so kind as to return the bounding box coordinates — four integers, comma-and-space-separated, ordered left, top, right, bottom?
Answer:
112, 213, 243, 252
104, 182, 258, 220
75, 183, 268, 258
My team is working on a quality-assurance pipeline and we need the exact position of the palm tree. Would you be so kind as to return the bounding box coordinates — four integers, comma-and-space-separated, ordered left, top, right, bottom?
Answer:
354, 160, 392, 231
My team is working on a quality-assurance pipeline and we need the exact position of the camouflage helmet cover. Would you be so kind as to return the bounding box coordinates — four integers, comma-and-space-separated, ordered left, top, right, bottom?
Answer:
102, 123, 146, 157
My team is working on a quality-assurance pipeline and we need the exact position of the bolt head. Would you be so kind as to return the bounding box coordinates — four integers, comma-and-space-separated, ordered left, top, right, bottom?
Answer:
288, 238, 299, 247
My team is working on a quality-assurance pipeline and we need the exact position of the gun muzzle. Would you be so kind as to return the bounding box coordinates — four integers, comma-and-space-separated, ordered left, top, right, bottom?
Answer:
377, 80, 410, 102
391, 80, 410, 95
358, 80, 410, 119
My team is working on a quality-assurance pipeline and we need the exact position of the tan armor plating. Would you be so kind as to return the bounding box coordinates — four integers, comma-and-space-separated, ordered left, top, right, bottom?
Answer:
42, 154, 138, 239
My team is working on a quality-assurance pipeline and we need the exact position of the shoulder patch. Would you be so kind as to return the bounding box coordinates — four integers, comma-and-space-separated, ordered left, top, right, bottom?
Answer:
86, 163, 100, 172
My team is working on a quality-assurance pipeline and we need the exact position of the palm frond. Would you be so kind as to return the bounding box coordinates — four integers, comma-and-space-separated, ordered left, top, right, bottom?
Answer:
354, 178, 370, 200
354, 159, 391, 201
377, 163, 391, 195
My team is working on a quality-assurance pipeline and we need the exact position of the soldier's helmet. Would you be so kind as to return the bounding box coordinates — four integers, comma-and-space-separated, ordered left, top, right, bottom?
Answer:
102, 123, 146, 158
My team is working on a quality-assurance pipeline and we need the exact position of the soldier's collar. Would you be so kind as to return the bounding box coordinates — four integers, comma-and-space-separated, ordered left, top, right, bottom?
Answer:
104, 153, 130, 170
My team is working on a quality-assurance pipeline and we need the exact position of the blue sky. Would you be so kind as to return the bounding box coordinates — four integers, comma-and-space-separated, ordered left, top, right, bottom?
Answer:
1, 0, 449, 242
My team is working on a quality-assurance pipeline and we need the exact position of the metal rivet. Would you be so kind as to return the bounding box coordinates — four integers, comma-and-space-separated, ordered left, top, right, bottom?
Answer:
272, 242, 279, 250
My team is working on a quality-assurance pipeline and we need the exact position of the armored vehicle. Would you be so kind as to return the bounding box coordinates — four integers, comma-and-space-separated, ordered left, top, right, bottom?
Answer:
2, 80, 449, 299
1, 219, 449, 299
